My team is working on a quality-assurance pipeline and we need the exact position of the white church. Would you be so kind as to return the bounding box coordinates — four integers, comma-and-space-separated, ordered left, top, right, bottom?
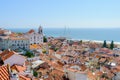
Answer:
25, 26, 43, 45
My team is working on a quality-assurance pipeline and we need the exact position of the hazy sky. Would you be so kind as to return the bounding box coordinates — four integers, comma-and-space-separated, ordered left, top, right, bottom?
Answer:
0, 0, 120, 28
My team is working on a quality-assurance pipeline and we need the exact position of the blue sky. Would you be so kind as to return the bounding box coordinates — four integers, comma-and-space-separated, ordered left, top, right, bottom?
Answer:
0, 0, 120, 28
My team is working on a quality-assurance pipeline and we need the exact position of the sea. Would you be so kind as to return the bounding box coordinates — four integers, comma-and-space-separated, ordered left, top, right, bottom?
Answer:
8, 28, 120, 42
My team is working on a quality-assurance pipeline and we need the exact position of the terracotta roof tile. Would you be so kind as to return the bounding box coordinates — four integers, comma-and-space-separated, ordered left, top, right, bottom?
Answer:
19, 75, 31, 80
11, 65, 26, 72
0, 64, 10, 80
28, 29, 35, 34
9, 36, 28, 40
115, 65, 120, 71
87, 71, 97, 80
0, 50, 15, 61
30, 44, 42, 49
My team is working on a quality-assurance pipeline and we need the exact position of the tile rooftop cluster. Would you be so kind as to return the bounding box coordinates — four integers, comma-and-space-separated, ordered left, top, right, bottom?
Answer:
1, 28, 120, 80
0, 64, 10, 80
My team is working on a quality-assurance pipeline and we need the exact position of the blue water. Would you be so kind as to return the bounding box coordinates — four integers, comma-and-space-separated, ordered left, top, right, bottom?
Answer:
8, 28, 120, 42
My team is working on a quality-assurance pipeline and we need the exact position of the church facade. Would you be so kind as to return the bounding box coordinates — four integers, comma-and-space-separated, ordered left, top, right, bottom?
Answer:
25, 26, 43, 45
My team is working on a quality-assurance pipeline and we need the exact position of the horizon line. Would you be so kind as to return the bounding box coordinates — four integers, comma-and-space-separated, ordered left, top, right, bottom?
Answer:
5, 27, 120, 29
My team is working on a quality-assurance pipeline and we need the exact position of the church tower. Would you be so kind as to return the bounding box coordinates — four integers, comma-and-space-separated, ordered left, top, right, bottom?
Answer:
38, 26, 43, 34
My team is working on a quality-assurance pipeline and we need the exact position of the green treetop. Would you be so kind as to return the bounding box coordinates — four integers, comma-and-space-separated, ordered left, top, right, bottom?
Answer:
110, 40, 114, 50
43, 36, 47, 42
102, 40, 107, 48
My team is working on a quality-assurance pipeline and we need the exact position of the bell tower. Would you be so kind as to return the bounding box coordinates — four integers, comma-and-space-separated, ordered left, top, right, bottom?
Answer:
38, 26, 43, 34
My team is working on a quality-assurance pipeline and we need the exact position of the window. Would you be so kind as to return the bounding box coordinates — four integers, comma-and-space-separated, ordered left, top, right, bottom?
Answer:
34, 36, 36, 39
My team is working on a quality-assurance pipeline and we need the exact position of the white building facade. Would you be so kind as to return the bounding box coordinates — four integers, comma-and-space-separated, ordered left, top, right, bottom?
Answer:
25, 26, 43, 45
64, 69, 87, 80
0, 36, 29, 50
64, 66, 87, 80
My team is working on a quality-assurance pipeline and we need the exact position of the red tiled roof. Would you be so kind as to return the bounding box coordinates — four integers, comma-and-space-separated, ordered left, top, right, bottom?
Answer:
115, 65, 120, 71
28, 29, 35, 34
73, 42, 78, 45
87, 71, 97, 80
99, 48, 111, 53
0, 64, 10, 80
19, 75, 31, 80
0, 30, 4, 34
0, 50, 15, 61
11, 65, 26, 72
9, 33, 18, 37
56, 51, 63, 55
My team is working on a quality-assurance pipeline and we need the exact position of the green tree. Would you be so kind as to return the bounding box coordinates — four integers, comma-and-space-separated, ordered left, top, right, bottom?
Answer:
24, 51, 34, 58
110, 40, 114, 50
43, 36, 47, 42
33, 70, 38, 77
102, 40, 107, 48
17, 32, 22, 35
54, 47, 58, 52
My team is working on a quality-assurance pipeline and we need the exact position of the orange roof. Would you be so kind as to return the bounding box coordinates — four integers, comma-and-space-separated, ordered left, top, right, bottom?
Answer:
99, 48, 111, 53
0, 64, 10, 80
115, 65, 120, 71
19, 75, 31, 80
87, 71, 97, 80
99, 58, 106, 63
0, 50, 15, 61
30, 44, 42, 49
11, 65, 26, 72
0, 30, 4, 34
28, 29, 35, 34
62, 56, 70, 61
56, 51, 64, 55
9, 36, 28, 40
37, 68, 49, 75
9, 33, 18, 37
47, 61, 64, 72
44, 69, 64, 80
49, 49, 54, 54
51, 69, 64, 77
73, 42, 78, 45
